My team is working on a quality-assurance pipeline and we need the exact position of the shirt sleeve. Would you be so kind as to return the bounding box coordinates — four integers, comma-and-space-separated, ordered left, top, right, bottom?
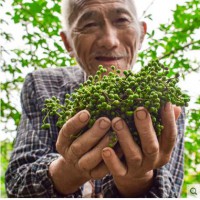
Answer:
5, 72, 83, 198
102, 108, 185, 198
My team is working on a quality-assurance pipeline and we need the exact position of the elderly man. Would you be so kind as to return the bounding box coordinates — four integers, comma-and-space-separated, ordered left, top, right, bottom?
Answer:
5, 0, 185, 198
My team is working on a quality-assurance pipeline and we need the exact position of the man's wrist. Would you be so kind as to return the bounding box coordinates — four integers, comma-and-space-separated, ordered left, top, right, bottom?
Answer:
48, 156, 80, 195
115, 170, 154, 197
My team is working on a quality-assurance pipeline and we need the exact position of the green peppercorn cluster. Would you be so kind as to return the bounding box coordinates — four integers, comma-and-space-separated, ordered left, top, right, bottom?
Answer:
42, 60, 190, 144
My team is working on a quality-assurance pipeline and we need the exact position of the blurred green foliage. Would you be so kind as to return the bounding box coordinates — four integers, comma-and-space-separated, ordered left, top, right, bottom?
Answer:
182, 97, 200, 197
0, 141, 14, 197
1, 0, 200, 197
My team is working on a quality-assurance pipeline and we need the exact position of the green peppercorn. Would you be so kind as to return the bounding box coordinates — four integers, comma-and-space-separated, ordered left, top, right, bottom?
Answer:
41, 60, 190, 148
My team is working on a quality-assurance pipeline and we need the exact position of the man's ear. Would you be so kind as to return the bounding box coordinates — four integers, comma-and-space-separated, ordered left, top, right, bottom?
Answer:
139, 21, 147, 50
60, 31, 75, 57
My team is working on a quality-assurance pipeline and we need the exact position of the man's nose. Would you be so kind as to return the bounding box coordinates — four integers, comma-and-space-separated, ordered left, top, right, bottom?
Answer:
96, 24, 120, 50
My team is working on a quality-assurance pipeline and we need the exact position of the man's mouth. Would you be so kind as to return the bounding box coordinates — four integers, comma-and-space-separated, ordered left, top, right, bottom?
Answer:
95, 56, 122, 61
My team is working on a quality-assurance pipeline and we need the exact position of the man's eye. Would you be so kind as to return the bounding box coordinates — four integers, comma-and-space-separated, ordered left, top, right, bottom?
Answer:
83, 23, 97, 29
116, 18, 129, 24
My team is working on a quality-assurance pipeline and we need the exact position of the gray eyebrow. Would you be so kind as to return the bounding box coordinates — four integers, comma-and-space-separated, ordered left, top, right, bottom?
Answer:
114, 7, 133, 18
77, 10, 100, 24
76, 7, 133, 26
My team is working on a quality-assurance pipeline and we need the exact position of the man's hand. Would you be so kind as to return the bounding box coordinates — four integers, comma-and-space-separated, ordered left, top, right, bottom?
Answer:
48, 110, 111, 195
102, 103, 181, 197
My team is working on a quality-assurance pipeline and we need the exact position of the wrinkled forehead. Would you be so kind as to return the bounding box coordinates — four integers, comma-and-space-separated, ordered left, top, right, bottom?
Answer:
68, 0, 136, 26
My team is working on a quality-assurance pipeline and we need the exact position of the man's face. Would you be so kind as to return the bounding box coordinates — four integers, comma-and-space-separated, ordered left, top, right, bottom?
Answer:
64, 0, 144, 75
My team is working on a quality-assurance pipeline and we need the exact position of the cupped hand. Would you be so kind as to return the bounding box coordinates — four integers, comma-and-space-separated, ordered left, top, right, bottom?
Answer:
102, 103, 181, 197
49, 110, 111, 195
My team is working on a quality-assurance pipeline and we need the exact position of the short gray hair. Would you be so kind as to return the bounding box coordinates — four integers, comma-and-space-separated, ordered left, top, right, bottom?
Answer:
61, 0, 139, 31
61, 0, 71, 31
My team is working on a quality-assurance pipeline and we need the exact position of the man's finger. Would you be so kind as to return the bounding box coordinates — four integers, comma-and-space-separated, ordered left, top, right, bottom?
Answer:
111, 117, 142, 168
159, 102, 177, 156
66, 117, 111, 164
56, 110, 90, 156
173, 105, 181, 121
134, 107, 159, 163
90, 161, 109, 179
102, 147, 127, 177
72, 117, 111, 155
78, 135, 110, 171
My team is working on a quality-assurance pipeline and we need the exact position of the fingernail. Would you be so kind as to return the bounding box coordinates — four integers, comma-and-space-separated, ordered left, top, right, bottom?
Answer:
165, 102, 172, 111
103, 149, 111, 157
136, 109, 147, 120
99, 119, 110, 129
114, 119, 124, 131
79, 111, 89, 122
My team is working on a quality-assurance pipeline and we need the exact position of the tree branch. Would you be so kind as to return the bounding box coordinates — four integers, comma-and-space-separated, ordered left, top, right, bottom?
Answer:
140, 0, 156, 19
158, 39, 200, 60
